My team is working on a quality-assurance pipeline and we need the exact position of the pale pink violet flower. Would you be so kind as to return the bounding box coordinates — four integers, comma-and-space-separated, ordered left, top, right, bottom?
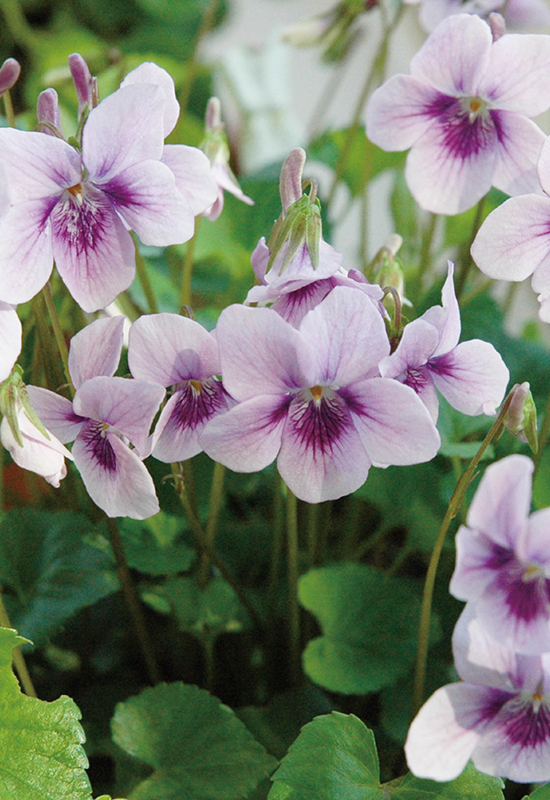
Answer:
379, 263, 509, 420
128, 313, 232, 463
200, 287, 440, 503
408, 0, 550, 34
450, 454, 550, 654
0, 60, 217, 312
405, 605, 550, 783
366, 14, 550, 214
27, 317, 165, 518
471, 136, 550, 323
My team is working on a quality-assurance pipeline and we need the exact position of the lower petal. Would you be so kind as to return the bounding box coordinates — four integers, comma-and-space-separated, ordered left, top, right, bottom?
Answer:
162, 144, 218, 215
491, 111, 545, 197
73, 426, 159, 519
51, 186, 136, 312
0, 199, 56, 303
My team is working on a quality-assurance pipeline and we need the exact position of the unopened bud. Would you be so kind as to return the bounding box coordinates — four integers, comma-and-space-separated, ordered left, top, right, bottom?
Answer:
68, 53, 94, 114
280, 148, 306, 213
367, 234, 411, 307
489, 12, 506, 41
0, 58, 20, 97
0, 366, 49, 447
504, 382, 538, 453
37, 88, 63, 137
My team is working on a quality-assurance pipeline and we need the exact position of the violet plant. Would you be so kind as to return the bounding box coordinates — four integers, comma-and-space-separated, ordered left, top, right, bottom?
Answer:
2, 3, 550, 800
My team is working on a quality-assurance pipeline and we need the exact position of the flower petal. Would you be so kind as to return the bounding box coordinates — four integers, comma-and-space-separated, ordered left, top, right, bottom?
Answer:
69, 316, 125, 389
162, 145, 218, 215
128, 313, 220, 386
410, 15, 492, 97
73, 424, 159, 519
26, 385, 85, 443
491, 112, 545, 198
51, 185, 136, 312
0, 199, 56, 304
1, 408, 72, 487
471, 194, 550, 282
121, 62, 180, 136
479, 33, 550, 116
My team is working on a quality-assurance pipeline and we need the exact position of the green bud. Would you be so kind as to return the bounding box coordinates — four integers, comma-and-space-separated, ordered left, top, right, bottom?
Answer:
267, 189, 322, 273
0, 366, 50, 448
504, 382, 538, 454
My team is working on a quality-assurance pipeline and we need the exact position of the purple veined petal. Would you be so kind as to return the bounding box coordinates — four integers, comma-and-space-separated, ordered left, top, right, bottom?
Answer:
299, 287, 389, 385
215, 305, 314, 400
379, 319, 440, 378
452, 605, 531, 688
429, 339, 509, 416
471, 194, 550, 281
537, 135, 550, 197
344, 378, 440, 465
265, 239, 344, 285
423, 262, 461, 355
523, 508, 550, 567
451, 524, 507, 603
200, 394, 289, 472
128, 313, 220, 386
0, 128, 81, 203
366, 75, 445, 152
0, 302, 21, 382
101, 159, 195, 246
277, 389, 372, 503
405, 110, 497, 214
51, 184, 136, 313
491, 112, 545, 198
0, 199, 57, 304
405, 683, 495, 781
82, 84, 166, 184
467, 454, 533, 549
161, 145, 218, 216
478, 34, 550, 116
73, 376, 165, 456
256, 278, 340, 328
410, 14, 492, 97
251, 237, 269, 283
473, 694, 550, 782
26, 385, 86, 443
73, 423, 159, 519
152, 379, 230, 463
69, 316, 125, 389
120, 62, 180, 136
1, 408, 72, 488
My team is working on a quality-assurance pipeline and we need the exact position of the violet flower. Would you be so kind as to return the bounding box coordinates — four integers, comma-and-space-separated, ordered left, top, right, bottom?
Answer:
128, 313, 232, 463
450, 454, 550, 654
379, 263, 509, 421
471, 137, 550, 323
27, 317, 165, 519
405, 605, 550, 783
200, 287, 440, 504
366, 14, 550, 214
409, 0, 550, 34
0, 60, 217, 312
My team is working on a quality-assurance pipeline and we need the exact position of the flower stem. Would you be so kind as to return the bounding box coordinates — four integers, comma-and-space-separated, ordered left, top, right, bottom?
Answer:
2, 89, 15, 128
132, 234, 158, 314
412, 388, 516, 717
0, 592, 37, 697
534, 386, 550, 476
180, 217, 201, 310
286, 489, 301, 684
455, 196, 486, 302
41, 282, 74, 397
106, 517, 161, 684
197, 460, 226, 587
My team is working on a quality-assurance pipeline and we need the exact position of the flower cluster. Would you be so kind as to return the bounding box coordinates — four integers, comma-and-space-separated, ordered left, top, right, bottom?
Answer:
406, 455, 550, 783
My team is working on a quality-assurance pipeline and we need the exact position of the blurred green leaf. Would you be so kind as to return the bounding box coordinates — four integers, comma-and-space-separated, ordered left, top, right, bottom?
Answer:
0, 627, 92, 800
119, 514, 195, 576
393, 762, 504, 800
299, 564, 439, 694
111, 682, 276, 800
162, 575, 248, 642
269, 712, 380, 800
528, 784, 550, 800
0, 510, 118, 645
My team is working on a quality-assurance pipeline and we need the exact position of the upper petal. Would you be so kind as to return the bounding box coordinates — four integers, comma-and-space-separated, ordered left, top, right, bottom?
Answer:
410, 15, 492, 97
120, 62, 180, 136
82, 84, 165, 183
69, 316, 125, 389
479, 33, 550, 116
491, 112, 545, 198
162, 145, 218, 215
26, 385, 85, 444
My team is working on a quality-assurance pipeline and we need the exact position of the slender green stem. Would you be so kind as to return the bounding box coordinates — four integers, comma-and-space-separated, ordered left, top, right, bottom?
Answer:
307, 502, 320, 567
180, 217, 201, 310
359, 184, 369, 271
2, 89, 15, 128
534, 387, 550, 476
106, 517, 161, 684
326, 4, 405, 207
0, 592, 37, 697
133, 234, 158, 314
41, 282, 74, 397
197, 460, 226, 587
286, 489, 300, 684
268, 474, 285, 615
412, 389, 517, 716
415, 212, 438, 293
171, 464, 263, 630
455, 196, 486, 302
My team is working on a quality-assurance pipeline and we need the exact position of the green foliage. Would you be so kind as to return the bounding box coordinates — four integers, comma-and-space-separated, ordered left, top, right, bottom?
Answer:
0, 510, 118, 644
393, 763, 504, 800
111, 682, 277, 799
0, 627, 92, 800
119, 514, 195, 576
527, 785, 550, 800
299, 564, 440, 694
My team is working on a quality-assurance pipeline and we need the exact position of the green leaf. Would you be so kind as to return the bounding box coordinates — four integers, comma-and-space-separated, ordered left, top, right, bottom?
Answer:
299, 564, 439, 694
392, 762, 504, 800
269, 712, 380, 800
119, 514, 195, 576
0, 510, 119, 645
528, 785, 550, 800
111, 682, 276, 800
0, 627, 92, 800
162, 575, 249, 642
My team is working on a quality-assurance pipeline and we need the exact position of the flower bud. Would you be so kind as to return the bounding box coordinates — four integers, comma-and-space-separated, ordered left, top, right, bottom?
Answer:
37, 88, 63, 137
0, 58, 20, 97
68, 53, 94, 114
504, 382, 538, 453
